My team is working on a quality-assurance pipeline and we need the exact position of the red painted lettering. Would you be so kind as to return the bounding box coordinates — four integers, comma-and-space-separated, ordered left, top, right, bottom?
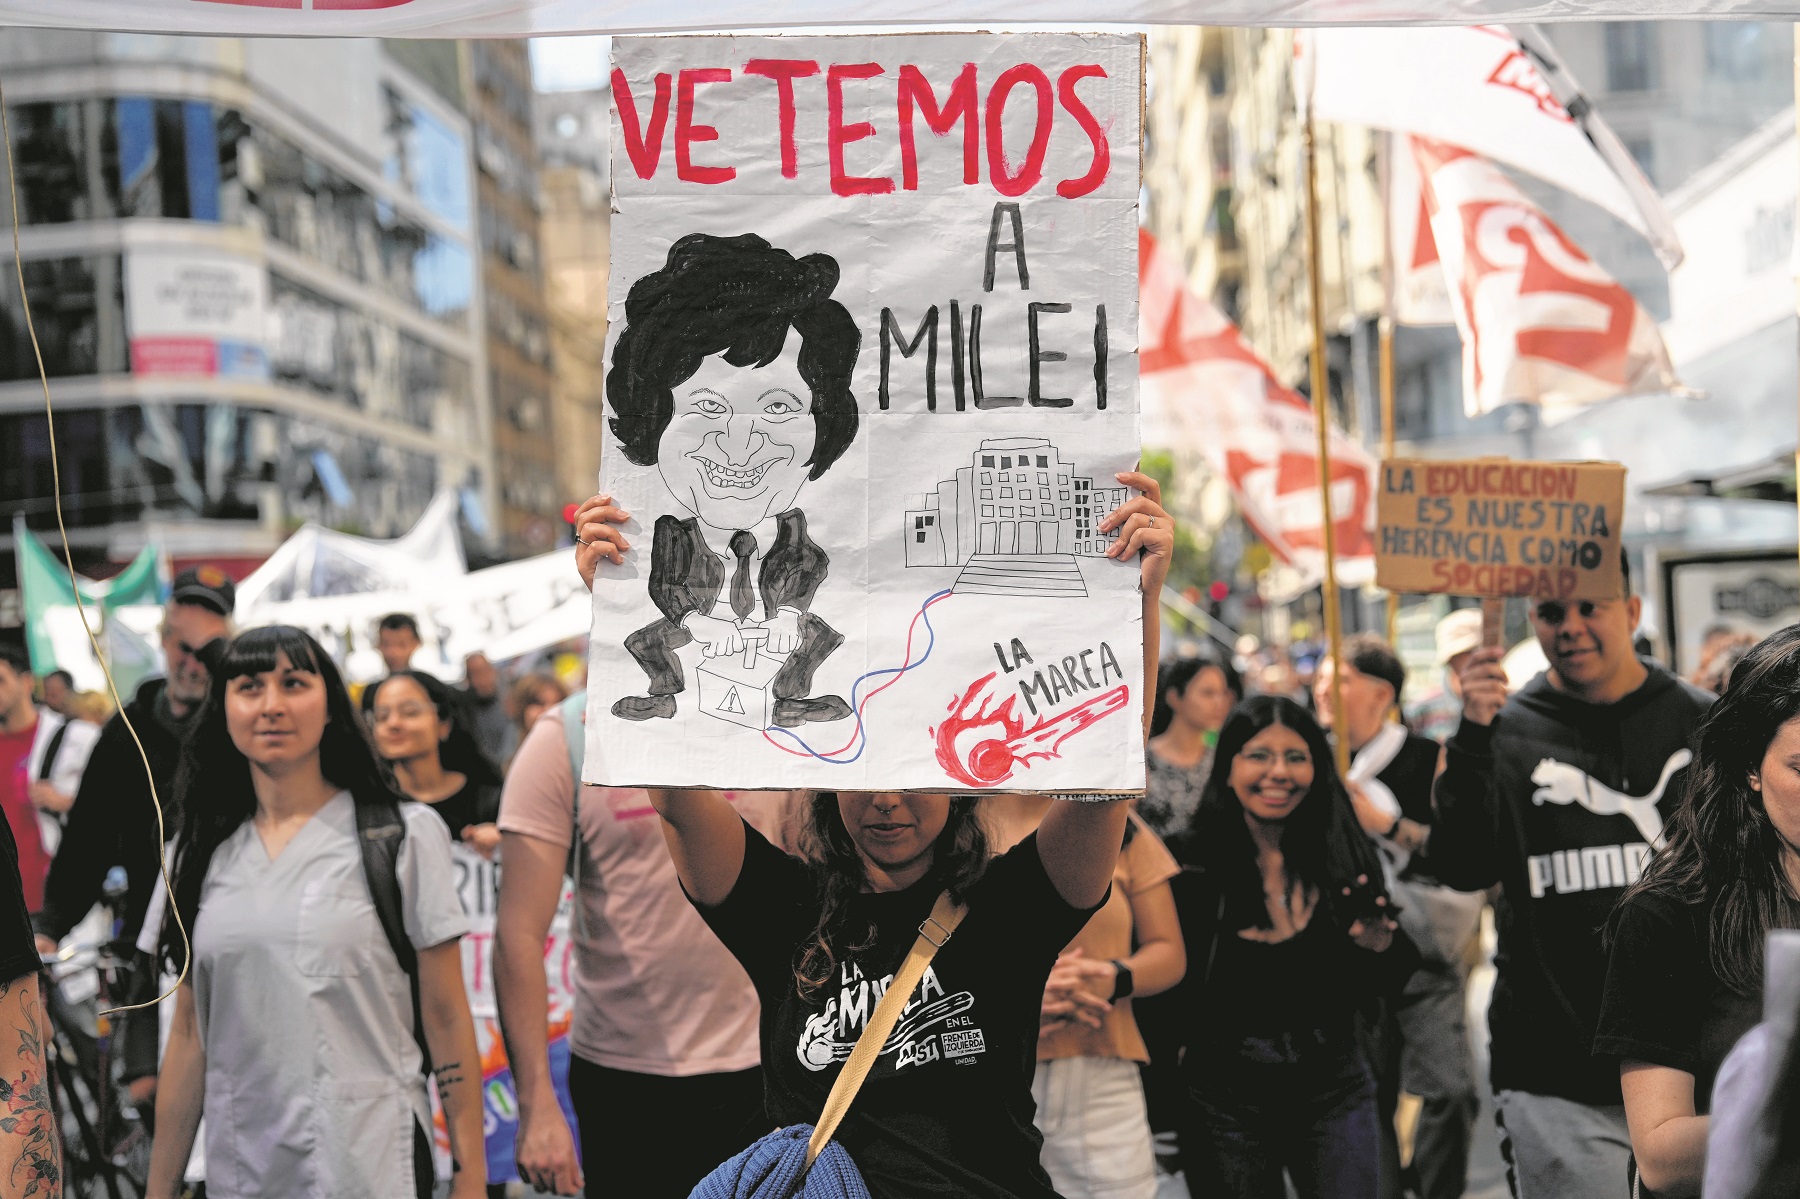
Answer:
676, 67, 735, 185
612, 68, 672, 181
1056, 65, 1110, 198
745, 58, 820, 180
828, 63, 895, 197
897, 63, 979, 190
986, 65, 1053, 198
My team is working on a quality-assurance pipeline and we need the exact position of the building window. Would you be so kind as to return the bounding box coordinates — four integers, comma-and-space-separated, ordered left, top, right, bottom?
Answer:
1060, 489, 1070, 500
382, 86, 472, 229
979, 470, 992, 483
981, 455, 994, 467
1037, 471, 1048, 484
1000, 487, 1012, 498
1704, 22, 1771, 80
1605, 23, 1654, 92
1035, 455, 1047, 467
0, 256, 124, 383
915, 531, 926, 543
980, 504, 993, 517
1000, 506, 1014, 517
980, 489, 992, 499
10, 101, 92, 224
924, 514, 934, 525
1000, 456, 1012, 468
1061, 507, 1072, 519
1039, 488, 1050, 499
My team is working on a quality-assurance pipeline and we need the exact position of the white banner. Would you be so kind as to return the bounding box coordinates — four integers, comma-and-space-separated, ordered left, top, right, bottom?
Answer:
1138, 229, 1376, 593
1304, 25, 1681, 267
1414, 137, 1686, 418
586, 33, 1145, 792
0, 1, 1779, 37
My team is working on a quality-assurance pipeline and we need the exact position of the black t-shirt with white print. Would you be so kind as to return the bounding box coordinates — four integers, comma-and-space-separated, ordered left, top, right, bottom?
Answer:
695, 819, 1102, 1199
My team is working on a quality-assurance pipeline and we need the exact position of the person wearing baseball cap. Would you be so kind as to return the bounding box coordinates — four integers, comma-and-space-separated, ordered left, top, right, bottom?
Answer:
36, 563, 236, 1111
1405, 608, 1483, 745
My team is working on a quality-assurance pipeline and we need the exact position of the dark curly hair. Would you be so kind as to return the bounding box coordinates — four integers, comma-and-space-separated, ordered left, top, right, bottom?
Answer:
1614, 624, 1800, 994
607, 232, 861, 480
791, 792, 989, 1001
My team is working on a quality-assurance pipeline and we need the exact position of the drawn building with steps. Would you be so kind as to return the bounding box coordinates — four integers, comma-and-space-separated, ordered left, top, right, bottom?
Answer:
903, 437, 1125, 597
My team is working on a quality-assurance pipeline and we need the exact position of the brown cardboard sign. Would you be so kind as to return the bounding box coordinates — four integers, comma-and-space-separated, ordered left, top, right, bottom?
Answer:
1376, 458, 1626, 600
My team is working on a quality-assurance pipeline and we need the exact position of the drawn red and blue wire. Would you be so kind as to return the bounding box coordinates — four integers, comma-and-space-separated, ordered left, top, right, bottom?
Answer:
762, 588, 955, 764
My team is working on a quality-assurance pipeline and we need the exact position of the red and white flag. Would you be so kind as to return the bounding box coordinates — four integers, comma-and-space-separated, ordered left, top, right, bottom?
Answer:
1301, 25, 1681, 267
1139, 229, 1376, 590
1412, 137, 1685, 419
1388, 141, 1454, 327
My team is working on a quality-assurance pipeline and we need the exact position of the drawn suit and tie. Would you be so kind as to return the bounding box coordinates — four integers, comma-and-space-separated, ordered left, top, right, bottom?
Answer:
618, 511, 849, 727
605, 232, 861, 728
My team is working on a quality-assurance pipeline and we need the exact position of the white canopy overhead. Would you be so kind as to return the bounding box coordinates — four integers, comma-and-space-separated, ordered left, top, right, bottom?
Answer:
0, 0, 1776, 36
234, 488, 467, 611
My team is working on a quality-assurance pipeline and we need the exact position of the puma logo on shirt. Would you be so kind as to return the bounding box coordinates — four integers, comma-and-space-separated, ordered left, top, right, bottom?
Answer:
1529, 749, 1692, 847
1524, 749, 1693, 899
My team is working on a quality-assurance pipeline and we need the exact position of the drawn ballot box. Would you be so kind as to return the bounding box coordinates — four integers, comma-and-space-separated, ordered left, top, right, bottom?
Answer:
696, 626, 788, 730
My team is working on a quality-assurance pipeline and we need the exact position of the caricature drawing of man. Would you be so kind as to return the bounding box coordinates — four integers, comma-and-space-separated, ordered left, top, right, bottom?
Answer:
606, 232, 858, 727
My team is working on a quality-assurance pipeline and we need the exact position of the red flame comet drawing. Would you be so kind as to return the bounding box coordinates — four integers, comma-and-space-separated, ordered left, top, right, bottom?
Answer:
931, 673, 1131, 788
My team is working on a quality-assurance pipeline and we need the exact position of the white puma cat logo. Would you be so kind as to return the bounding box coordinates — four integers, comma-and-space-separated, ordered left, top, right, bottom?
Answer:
1530, 750, 1692, 848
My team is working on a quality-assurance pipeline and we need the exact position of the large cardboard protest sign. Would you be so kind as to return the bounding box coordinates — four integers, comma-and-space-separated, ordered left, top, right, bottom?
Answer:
586, 34, 1145, 791
1376, 458, 1626, 600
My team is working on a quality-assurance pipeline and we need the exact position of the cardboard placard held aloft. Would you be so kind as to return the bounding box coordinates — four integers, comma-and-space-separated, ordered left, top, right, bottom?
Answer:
1376, 458, 1626, 601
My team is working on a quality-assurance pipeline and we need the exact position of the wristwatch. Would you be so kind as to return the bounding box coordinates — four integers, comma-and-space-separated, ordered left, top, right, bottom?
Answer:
1109, 959, 1134, 1001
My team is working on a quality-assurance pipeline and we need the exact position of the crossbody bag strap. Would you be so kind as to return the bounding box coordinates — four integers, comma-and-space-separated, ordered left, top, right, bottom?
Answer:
804, 890, 966, 1169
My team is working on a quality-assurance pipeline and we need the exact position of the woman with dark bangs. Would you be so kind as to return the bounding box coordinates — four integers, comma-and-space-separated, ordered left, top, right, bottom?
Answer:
1597, 625, 1800, 1198
571, 463, 1174, 1198
145, 626, 485, 1199
1167, 696, 1414, 1199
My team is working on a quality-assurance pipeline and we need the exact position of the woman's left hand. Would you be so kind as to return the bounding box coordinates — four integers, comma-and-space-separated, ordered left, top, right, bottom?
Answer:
1102, 471, 1175, 592
1344, 877, 1398, 952
463, 823, 502, 859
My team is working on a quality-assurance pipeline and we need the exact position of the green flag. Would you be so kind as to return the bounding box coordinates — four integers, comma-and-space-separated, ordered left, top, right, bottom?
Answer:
13, 518, 169, 677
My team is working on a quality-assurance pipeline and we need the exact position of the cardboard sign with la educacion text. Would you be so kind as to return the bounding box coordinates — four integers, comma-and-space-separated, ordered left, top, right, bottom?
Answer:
1375, 458, 1626, 601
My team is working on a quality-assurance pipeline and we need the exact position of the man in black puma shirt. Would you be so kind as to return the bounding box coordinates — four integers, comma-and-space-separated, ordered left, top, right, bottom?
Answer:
1432, 560, 1712, 1197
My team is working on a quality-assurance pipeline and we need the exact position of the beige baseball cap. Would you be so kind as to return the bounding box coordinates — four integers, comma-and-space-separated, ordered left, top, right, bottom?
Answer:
1436, 608, 1484, 665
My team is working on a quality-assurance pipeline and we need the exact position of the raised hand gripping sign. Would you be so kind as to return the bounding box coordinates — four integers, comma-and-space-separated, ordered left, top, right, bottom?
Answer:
585, 33, 1145, 791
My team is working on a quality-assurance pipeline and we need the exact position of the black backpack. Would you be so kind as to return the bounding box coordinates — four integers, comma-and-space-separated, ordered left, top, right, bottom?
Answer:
354, 795, 431, 1070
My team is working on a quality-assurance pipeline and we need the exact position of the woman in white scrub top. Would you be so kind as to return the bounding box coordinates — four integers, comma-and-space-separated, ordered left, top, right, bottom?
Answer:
145, 626, 486, 1199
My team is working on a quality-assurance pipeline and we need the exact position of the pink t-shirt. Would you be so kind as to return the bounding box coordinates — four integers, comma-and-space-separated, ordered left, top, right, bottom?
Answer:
497, 706, 799, 1076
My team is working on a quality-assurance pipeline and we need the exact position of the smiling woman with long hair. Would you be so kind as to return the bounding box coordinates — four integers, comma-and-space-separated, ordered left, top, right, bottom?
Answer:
371, 670, 502, 857
1596, 625, 1800, 1198
1168, 695, 1413, 1199
145, 626, 485, 1199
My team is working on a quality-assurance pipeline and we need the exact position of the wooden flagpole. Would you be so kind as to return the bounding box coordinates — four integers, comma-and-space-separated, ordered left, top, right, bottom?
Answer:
1378, 133, 1400, 644
1303, 102, 1351, 779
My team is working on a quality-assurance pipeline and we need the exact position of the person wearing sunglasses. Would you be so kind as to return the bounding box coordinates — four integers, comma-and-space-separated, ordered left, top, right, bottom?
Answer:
1428, 555, 1714, 1199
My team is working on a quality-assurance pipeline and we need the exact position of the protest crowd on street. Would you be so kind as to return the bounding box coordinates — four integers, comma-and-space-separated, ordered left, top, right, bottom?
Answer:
4, 9, 1800, 1199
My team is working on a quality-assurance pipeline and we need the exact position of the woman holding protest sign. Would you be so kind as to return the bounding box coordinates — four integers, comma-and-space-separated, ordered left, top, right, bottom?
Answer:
145, 626, 485, 1199
1166, 695, 1417, 1199
1596, 625, 1800, 1197
571, 469, 1173, 1199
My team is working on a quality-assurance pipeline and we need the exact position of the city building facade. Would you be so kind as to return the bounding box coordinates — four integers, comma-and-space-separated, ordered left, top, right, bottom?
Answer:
535, 83, 609, 513
470, 39, 560, 559
0, 31, 491, 589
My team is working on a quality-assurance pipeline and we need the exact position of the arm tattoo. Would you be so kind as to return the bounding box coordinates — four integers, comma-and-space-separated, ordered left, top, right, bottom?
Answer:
432, 1059, 468, 1090
0, 978, 60, 1197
